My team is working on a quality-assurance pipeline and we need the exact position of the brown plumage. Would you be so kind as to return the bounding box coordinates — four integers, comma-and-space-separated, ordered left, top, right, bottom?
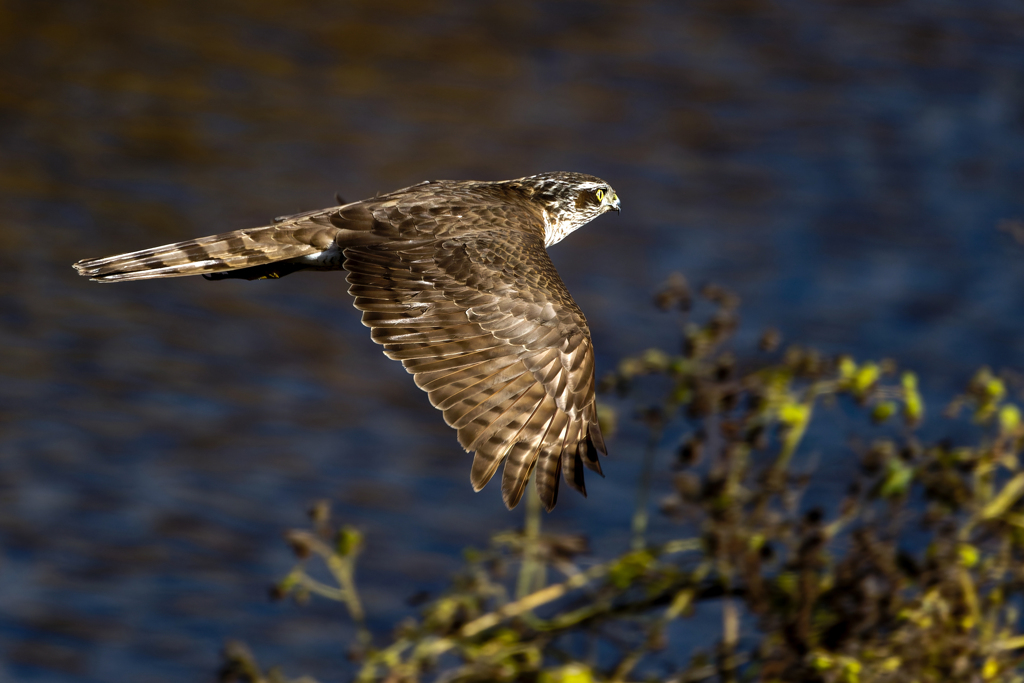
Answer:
73, 172, 621, 511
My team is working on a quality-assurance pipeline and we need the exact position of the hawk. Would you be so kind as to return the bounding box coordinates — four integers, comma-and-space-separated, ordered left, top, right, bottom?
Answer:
73, 172, 620, 511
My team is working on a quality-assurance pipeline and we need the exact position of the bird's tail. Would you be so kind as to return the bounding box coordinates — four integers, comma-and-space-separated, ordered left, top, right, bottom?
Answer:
73, 224, 334, 283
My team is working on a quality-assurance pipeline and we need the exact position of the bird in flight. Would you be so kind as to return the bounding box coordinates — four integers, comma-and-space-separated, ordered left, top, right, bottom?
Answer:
74, 172, 620, 511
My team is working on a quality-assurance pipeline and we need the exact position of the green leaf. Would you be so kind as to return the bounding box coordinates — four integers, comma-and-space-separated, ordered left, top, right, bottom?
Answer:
779, 401, 810, 426
958, 543, 980, 568
902, 371, 924, 425
607, 550, 656, 589
872, 401, 897, 423
853, 362, 880, 396
539, 664, 594, 683
879, 458, 914, 499
999, 404, 1021, 435
336, 526, 363, 556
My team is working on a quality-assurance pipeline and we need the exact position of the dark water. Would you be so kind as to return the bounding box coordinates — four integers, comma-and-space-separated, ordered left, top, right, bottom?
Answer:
2, 0, 1024, 680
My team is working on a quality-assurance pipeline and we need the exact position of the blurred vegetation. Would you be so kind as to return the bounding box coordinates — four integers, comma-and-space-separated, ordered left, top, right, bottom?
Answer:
221, 274, 1024, 683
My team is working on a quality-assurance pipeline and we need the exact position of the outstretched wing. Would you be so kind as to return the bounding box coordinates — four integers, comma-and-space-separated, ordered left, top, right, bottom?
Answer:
345, 229, 606, 511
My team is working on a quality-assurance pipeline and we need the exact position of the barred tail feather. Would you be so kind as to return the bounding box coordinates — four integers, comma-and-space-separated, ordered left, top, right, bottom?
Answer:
73, 225, 331, 283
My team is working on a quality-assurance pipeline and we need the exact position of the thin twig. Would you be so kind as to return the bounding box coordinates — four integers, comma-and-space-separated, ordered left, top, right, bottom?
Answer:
517, 470, 544, 600
632, 427, 663, 550
460, 538, 701, 639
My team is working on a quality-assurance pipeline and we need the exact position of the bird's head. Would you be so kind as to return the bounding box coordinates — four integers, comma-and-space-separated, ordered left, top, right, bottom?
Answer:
511, 171, 620, 247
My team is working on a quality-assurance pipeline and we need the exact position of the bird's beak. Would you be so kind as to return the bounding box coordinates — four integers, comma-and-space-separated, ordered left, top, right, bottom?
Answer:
609, 193, 620, 213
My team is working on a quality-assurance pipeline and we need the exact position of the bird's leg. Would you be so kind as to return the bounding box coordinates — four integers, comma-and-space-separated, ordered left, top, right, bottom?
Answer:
202, 262, 308, 281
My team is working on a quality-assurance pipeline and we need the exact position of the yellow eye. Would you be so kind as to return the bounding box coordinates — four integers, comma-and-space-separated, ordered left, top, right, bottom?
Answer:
595, 189, 605, 201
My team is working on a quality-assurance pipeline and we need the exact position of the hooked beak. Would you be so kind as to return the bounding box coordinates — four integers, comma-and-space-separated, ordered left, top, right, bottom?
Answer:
607, 192, 621, 214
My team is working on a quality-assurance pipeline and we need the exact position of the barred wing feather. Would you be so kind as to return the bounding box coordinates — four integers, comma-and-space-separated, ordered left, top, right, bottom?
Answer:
344, 230, 605, 510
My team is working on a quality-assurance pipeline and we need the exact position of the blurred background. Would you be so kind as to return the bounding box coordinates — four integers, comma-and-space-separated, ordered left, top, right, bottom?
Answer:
2, 0, 1023, 680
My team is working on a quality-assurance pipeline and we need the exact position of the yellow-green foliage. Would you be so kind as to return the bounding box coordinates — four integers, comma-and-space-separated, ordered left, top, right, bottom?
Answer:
223, 276, 1024, 683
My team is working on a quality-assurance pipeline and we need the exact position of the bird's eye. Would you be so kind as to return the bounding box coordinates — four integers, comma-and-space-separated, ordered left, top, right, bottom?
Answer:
595, 189, 605, 202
